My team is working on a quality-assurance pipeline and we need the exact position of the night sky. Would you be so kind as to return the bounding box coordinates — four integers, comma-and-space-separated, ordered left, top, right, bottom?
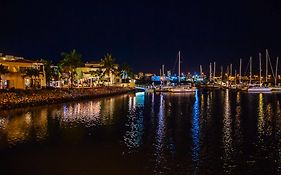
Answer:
1, 0, 281, 73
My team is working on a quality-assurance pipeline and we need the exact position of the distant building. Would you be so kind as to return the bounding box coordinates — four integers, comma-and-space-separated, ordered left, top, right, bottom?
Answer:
138, 72, 144, 78
144, 73, 153, 77
0, 54, 46, 89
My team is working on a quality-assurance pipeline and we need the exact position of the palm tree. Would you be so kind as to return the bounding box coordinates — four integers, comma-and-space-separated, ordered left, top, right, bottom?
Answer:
120, 63, 133, 82
0, 64, 9, 89
25, 67, 40, 88
59, 49, 83, 88
90, 68, 105, 86
41, 59, 55, 86
100, 53, 119, 84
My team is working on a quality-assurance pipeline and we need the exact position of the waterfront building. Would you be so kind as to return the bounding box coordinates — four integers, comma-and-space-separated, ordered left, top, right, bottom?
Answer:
75, 61, 121, 87
0, 53, 46, 89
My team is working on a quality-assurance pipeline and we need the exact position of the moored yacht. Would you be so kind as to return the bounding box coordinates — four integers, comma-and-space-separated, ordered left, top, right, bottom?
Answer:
247, 86, 272, 92
247, 53, 272, 93
170, 86, 196, 93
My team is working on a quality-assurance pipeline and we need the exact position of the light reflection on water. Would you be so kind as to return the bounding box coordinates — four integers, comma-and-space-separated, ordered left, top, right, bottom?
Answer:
153, 93, 167, 174
192, 89, 200, 170
258, 93, 265, 136
223, 89, 233, 174
60, 101, 102, 128
123, 92, 145, 150
0, 95, 126, 146
0, 110, 47, 146
0, 91, 281, 174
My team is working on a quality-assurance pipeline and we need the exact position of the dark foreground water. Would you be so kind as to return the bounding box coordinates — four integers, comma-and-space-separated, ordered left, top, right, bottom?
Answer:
1, 90, 281, 175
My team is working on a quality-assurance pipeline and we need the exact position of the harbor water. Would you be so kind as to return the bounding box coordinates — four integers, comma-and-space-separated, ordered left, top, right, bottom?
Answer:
1, 90, 281, 175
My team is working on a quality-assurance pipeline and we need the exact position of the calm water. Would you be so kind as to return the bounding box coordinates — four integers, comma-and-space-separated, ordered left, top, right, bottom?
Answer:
1, 90, 281, 175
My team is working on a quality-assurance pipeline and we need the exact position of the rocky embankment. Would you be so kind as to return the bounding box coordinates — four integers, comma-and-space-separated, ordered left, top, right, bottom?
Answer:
0, 87, 134, 109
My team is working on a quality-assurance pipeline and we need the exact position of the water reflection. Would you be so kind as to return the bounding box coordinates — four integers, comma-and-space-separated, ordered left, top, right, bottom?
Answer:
206, 91, 213, 125
223, 89, 233, 174
60, 101, 102, 127
0, 95, 128, 147
265, 102, 273, 136
1, 91, 281, 174
0, 109, 48, 146
123, 92, 145, 150
192, 89, 200, 170
258, 93, 265, 136
154, 94, 167, 174
276, 100, 281, 173
234, 92, 242, 149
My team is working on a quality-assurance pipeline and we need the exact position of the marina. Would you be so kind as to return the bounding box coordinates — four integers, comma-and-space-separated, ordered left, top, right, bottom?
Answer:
1, 90, 281, 174
1, 1, 281, 174
144, 49, 281, 94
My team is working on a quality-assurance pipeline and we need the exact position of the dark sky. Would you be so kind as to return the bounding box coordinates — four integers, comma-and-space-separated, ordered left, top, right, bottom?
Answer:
1, 0, 281, 73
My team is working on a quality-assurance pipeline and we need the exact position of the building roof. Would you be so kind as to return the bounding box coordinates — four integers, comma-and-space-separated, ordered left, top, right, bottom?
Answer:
0, 54, 43, 64
85, 61, 101, 64
85, 61, 103, 68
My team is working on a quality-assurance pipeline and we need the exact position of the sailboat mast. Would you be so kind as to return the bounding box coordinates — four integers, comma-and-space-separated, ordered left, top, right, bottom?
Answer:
209, 63, 212, 81
265, 49, 268, 82
275, 57, 279, 86
250, 57, 252, 85
234, 69, 237, 85
259, 53, 262, 87
220, 66, 223, 82
230, 64, 233, 77
239, 58, 242, 84
213, 62, 216, 78
178, 51, 181, 83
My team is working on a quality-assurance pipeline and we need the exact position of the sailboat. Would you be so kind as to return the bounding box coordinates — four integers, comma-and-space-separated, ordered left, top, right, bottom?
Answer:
270, 56, 281, 91
248, 52, 272, 93
170, 51, 196, 93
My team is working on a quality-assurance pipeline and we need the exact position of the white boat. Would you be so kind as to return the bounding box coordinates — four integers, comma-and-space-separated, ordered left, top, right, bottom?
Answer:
170, 86, 196, 93
271, 87, 281, 91
247, 52, 272, 93
155, 86, 172, 92
248, 86, 272, 92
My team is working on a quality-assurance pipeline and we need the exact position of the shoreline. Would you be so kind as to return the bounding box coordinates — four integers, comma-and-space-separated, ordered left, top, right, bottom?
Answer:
0, 87, 134, 110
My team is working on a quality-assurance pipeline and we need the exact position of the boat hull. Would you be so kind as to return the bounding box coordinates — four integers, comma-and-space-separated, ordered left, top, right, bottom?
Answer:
170, 88, 196, 93
271, 87, 281, 91
248, 87, 272, 92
